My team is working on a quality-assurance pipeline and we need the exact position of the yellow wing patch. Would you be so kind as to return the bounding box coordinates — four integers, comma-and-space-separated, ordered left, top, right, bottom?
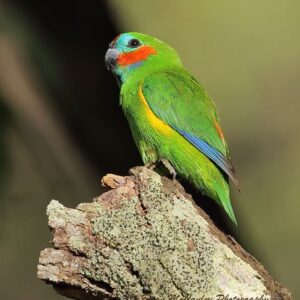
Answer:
138, 83, 172, 135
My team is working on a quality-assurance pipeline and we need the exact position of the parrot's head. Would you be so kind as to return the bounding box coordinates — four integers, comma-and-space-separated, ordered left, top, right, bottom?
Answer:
105, 32, 182, 84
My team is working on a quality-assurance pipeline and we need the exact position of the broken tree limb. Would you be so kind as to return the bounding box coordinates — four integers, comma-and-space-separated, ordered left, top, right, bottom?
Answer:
37, 166, 291, 300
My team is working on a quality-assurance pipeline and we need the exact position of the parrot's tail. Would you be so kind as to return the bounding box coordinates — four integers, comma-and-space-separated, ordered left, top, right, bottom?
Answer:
217, 189, 237, 225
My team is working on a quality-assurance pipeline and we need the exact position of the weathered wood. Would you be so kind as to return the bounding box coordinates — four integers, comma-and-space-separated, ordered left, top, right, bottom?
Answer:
37, 166, 291, 300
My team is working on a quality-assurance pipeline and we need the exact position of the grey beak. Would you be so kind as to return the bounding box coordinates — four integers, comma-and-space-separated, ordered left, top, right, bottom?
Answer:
105, 48, 120, 71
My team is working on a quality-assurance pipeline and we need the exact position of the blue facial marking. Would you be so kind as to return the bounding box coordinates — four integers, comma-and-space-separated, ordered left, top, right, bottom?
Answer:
114, 34, 143, 52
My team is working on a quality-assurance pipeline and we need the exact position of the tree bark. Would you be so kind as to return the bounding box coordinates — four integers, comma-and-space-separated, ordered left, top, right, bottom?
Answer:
37, 166, 291, 300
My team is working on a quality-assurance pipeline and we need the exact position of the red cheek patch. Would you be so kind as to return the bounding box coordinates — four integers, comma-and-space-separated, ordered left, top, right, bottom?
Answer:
118, 45, 157, 67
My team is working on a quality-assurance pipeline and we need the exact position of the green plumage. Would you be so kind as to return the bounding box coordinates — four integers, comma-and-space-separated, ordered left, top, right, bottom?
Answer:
106, 32, 239, 224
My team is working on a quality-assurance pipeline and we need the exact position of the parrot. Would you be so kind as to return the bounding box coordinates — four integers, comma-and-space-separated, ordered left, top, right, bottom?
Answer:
105, 32, 240, 224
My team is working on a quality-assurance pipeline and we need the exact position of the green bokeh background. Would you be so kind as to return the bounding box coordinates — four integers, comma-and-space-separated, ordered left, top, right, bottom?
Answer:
0, 1, 299, 299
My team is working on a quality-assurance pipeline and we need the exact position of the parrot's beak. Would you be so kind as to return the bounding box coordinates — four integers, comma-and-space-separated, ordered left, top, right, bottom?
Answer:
105, 48, 120, 71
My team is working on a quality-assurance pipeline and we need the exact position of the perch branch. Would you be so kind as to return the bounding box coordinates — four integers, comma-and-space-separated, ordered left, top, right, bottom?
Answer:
37, 166, 291, 300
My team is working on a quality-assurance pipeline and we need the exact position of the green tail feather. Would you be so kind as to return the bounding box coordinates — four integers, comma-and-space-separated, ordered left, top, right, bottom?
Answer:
217, 190, 237, 225
223, 198, 237, 225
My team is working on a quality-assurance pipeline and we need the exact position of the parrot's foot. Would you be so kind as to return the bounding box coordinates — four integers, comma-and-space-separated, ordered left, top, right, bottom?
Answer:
145, 162, 156, 170
160, 159, 177, 180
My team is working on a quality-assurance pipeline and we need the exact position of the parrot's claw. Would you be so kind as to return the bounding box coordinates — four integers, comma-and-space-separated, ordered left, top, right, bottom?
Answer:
160, 159, 177, 180
145, 162, 156, 170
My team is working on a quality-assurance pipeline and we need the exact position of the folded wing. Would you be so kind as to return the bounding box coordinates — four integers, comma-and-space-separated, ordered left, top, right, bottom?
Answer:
142, 70, 240, 189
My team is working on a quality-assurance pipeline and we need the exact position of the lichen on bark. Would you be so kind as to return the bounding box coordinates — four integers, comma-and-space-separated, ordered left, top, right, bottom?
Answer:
37, 166, 291, 300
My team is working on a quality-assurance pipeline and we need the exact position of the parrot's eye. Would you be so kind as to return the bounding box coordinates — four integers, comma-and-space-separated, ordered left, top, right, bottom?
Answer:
127, 39, 141, 48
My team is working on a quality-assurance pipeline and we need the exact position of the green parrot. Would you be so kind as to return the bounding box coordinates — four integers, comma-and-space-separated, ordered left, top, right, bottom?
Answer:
105, 32, 239, 224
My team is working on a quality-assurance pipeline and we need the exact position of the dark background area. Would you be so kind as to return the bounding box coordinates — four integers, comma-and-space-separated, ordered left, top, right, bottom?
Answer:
6, 0, 139, 173
0, 0, 298, 299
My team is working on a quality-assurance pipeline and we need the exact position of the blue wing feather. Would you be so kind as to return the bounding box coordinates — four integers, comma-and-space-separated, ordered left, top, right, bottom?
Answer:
175, 127, 239, 188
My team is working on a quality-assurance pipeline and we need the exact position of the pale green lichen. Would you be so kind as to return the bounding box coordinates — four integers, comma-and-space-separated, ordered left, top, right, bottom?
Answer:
76, 170, 270, 300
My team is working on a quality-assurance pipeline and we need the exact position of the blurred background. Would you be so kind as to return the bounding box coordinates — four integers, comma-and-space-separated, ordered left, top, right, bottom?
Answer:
0, 0, 299, 299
